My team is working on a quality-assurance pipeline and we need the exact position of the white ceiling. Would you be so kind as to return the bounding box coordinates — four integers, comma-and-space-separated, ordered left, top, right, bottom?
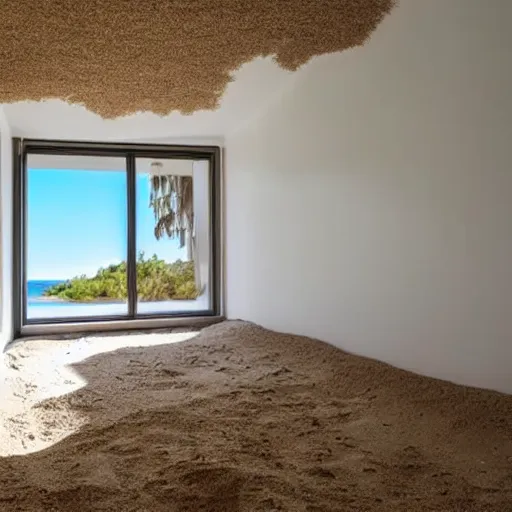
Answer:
1, 56, 300, 145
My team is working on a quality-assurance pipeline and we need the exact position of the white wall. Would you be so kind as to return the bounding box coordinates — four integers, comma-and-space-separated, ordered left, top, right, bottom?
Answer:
225, 0, 512, 393
0, 107, 13, 349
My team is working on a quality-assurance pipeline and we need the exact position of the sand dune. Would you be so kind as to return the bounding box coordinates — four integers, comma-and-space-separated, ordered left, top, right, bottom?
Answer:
0, 321, 511, 511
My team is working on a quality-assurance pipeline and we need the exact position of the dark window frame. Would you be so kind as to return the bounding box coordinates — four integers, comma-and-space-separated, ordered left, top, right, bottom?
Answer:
12, 138, 222, 338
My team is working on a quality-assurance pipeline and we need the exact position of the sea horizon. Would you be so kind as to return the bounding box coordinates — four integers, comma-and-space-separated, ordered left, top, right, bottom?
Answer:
27, 280, 74, 307
28, 279, 66, 298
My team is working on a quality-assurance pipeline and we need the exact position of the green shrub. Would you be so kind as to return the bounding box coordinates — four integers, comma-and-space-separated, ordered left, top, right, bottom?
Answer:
44, 252, 199, 302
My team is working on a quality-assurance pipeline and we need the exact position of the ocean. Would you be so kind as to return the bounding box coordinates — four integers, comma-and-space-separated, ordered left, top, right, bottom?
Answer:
26, 279, 131, 319
27, 280, 66, 304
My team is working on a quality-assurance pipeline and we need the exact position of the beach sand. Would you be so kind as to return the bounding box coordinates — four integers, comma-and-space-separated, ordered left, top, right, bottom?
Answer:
0, 321, 511, 511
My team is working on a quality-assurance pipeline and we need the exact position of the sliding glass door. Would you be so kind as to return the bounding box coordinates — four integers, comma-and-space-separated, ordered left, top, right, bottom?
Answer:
26, 154, 128, 320
135, 157, 211, 315
15, 140, 220, 334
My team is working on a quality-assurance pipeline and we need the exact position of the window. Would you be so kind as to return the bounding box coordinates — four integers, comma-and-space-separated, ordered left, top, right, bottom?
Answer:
14, 140, 221, 336
135, 158, 212, 315
26, 155, 129, 320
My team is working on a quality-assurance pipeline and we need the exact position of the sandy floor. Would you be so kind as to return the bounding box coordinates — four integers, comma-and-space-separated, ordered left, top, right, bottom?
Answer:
0, 321, 511, 511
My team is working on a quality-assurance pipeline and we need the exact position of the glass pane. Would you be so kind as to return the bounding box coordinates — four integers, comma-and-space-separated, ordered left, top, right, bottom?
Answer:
135, 158, 211, 314
26, 154, 128, 320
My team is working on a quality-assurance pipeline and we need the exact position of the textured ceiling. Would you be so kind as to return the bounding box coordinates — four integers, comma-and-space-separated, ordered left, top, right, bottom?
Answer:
0, 0, 394, 119
1, 56, 298, 141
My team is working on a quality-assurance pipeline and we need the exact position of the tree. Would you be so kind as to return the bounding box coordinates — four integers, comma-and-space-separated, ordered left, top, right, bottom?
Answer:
149, 162, 199, 287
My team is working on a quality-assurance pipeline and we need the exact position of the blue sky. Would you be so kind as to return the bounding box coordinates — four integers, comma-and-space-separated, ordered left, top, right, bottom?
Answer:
27, 168, 186, 280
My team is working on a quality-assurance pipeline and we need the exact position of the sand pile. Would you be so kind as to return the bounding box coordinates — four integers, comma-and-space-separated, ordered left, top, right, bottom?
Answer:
0, 321, 511, 511
0, 0, 394, 117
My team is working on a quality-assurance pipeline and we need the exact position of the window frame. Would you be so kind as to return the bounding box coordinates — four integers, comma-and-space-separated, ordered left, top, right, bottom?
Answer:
12, 138, 222, 338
